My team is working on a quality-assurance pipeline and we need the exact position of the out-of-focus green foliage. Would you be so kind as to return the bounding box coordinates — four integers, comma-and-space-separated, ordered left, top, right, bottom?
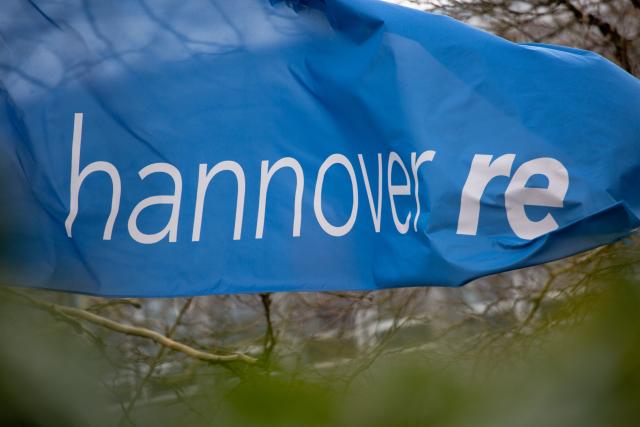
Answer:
0, 300, 111, 427
199, 272, 640, 427
1, 265, 639, 427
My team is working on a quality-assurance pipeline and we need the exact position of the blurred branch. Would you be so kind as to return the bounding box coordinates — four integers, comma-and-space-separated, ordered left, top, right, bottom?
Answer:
120, 298, 194, 424
4, 289, 257, 365
521, 245, 610, 328
85, 299, 142, 313
554, 0, 632, 71
260, 293, 276, 366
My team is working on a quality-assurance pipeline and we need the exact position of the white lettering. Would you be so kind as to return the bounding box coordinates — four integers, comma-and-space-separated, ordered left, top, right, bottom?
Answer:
357, 154, 383, 232
388, 152, 412, 234
128, 163, 182, 244
193, 161, 245, 241
411, 150, 436, 232
314, 154, 359, 237
505, 158, 569, 239
65, 113, 121, 240
457, 154, 515, 236
256, 157, 304, 238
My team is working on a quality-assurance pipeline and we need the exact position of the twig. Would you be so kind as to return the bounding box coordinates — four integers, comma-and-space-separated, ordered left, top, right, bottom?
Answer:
260, 293, 276, 366
120, 298, 193, 424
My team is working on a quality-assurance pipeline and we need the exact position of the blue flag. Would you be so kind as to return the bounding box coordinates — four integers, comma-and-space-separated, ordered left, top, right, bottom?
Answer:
1, 0, 639, 297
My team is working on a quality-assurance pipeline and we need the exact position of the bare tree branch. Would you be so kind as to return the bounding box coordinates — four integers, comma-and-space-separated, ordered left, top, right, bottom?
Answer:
4, 289, 257, 365
555, 0, 632, 71
260, 293, 276, 366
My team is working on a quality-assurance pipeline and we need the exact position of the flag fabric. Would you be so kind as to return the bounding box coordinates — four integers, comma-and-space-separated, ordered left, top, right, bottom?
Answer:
0, 0, 638, 297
